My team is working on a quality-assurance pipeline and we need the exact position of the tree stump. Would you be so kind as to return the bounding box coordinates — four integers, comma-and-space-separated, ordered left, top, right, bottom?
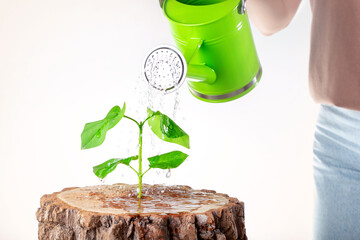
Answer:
36, 183, 247, 240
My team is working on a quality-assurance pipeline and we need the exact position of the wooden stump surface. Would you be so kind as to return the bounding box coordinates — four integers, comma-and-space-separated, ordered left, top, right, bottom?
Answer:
36, 183, 247, 240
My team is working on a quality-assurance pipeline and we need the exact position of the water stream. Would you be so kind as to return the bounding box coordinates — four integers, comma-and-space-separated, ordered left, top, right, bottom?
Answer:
97, 72, 185, 206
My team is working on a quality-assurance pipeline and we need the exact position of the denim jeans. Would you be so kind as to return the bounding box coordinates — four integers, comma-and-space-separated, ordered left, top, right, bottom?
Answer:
314, 104, 360, 240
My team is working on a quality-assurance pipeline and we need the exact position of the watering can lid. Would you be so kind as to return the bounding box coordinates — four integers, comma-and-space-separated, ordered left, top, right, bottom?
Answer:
163, 0, 240, 25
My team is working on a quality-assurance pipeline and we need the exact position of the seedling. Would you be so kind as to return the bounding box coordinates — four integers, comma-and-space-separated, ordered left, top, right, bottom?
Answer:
81, 103, 189, 198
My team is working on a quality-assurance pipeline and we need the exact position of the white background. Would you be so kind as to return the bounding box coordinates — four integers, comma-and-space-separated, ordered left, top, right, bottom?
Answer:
0, 0, 317, 239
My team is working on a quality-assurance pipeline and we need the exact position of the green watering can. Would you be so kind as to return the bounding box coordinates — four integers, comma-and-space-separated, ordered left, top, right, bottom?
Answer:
159, 0, 262, 103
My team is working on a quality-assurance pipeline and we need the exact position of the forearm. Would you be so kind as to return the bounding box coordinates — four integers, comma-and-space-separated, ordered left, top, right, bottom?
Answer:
247, 0, 301, 35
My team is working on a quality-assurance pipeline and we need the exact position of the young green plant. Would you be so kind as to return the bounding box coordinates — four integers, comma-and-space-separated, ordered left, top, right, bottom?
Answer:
81, 103, 190, 198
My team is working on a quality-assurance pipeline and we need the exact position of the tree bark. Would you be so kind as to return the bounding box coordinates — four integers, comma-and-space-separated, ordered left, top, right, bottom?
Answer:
36, 184, 247, 240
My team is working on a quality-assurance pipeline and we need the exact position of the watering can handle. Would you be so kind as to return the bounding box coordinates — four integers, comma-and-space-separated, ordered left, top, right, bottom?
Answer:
238, 0, 247, 15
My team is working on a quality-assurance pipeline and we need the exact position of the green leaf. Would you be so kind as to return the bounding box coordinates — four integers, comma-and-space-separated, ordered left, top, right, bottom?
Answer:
160, 115, 187, 138
148, 151, 188, 169
147, 108, 190, 149
81, 103, 126, 149
93, 155, 138, 179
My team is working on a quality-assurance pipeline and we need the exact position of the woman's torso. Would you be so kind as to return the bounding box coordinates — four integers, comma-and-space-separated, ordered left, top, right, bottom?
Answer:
309, 0, 360, 111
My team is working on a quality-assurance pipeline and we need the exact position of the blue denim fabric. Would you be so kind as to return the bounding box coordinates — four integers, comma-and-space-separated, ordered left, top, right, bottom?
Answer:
314, 104, 360, 240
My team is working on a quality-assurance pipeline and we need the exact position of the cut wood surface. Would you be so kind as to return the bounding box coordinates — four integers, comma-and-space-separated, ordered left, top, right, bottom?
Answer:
36, 183, 247, 240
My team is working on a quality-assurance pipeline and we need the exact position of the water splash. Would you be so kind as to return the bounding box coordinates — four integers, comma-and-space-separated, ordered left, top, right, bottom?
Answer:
98, 178, 106, 185
166, 169, 171, 178
74, 184, 229, 214
111, 70, 184, 186
173, 90, 180, 120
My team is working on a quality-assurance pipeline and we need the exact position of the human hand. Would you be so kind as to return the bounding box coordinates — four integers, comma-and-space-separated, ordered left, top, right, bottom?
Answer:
159, 0, 164, 8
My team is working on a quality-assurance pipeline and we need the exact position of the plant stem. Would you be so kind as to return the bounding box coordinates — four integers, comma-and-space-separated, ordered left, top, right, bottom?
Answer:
142, 113, 155, 125
141, 167, 151, 177
138, 123, 143, 199
128, 165, 138, 175
124, 115, 140, 127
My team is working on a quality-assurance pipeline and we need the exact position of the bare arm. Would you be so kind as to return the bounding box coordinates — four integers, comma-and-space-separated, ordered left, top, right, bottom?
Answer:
247, 0, 302, 36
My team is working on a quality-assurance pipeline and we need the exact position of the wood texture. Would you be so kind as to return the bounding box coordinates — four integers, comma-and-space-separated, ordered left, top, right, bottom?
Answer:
36, 184, 247, 240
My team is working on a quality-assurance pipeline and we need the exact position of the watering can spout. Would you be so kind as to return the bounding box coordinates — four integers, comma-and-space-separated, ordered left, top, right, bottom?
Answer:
187, 65, 216, 84
185, 38, 217, 85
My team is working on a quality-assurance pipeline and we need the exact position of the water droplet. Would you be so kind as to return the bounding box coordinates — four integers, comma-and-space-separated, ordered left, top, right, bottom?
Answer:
173, 91, 180, 119
98, 178, 106, 184
166, 169, 171, 178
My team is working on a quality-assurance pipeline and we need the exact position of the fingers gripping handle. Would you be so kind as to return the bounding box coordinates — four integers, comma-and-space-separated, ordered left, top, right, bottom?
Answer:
159, 0, 165, 8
